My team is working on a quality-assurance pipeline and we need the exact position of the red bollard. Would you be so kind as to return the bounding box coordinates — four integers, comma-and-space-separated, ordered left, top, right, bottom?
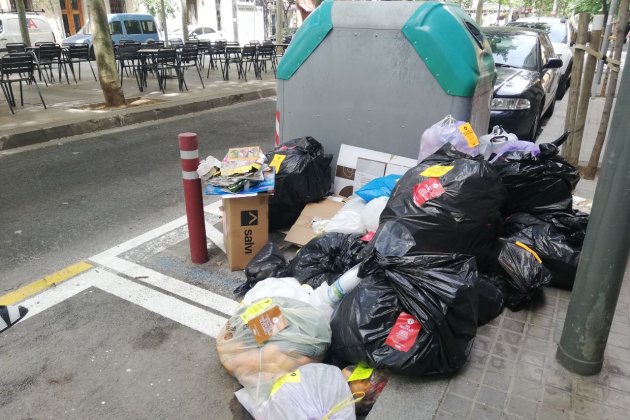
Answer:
179, 132, 209, 264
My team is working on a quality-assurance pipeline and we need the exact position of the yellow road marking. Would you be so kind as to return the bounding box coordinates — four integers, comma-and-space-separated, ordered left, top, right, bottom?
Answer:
0, 261, 93, 306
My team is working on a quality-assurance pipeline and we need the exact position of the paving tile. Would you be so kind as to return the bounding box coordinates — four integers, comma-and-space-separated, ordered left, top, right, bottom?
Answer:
474, 335, 493, 353
504, 309, 528, 322
606, 332, 630, 349
434, 409, 463, 420
522, 336, 547, 352
543, 367, 574, 392
609, 322, 630, 337
487, 355, 515, 376
605, 387, 630, 408
518, 350, 546, 368
506, 396, 538, 419
604, 357, 630, 377
492, 341, 520, 361
503, 413, 527, 420
528, 314, 553, 329
497, 330, 524, 347
469, 349, 490, 368
487, 316, 503, 327
604, 344, 630, 361
542, 385, 572, 411
471, 403, 503, 420
479, 325, 499, 339
449, 376, 480, 399
477, 385, 508, 410
502, 319, 526, 334
575, 380, 606, 402
535, 406, 571, 420
572, 395, 605, 417
607, 374, 630, 393
460, 364, 485, 383
483, 370, 512, 390
603, 405, 628, 420
511, 378, 542, 402
526, 325, 552, 341
515, 363, 544, 384
440, 393, 472, 417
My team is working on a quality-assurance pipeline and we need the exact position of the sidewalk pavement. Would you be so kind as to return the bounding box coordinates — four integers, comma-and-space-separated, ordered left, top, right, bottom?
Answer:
3, 56, 628, 420
0, 61, 277, 150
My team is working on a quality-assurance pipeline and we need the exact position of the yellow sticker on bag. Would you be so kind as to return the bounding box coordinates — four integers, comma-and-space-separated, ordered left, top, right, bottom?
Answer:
515, 241, 543, 264
347, 363, 374, 382
269, 154, 286, 173
241, 298, 273, 323
270, 369, 301, 395
458, 122, 480, 147
419, 165, 454, 178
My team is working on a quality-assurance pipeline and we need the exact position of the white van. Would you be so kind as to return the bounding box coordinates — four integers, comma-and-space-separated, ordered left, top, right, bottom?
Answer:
62, 13, 160, 57
0, 13, 56, 51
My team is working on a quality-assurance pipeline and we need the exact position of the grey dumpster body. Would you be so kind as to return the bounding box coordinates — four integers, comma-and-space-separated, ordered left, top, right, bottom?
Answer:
276, 0, 495, 163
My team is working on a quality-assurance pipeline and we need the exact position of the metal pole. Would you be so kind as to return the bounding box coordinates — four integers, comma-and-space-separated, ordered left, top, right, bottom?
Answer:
179, 133, 209, 264
594, 0, 620, 90
556, 48, 630, 376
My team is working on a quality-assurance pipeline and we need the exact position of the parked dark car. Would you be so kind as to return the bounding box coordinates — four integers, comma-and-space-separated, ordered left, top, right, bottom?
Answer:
483, 26, 563, 140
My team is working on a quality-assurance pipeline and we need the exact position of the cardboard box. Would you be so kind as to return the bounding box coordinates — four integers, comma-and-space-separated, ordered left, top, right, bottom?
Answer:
334, 144, 417, 197
222, 194, 269, 271
284, 196, 346, 246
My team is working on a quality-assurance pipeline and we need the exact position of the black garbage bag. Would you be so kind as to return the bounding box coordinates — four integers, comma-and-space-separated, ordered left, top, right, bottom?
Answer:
502, 211, 588, 289
492, 143, 580, 216
477, 273, 505, 326
290, 233, 367, 288
266, 137, 333, 230
495, 239, 552, 309
377, 144, 505, 270
234, 242, 292, 296
329, 251, 478, 376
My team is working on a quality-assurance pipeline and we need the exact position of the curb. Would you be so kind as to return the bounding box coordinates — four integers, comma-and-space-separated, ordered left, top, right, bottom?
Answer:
0, 87, 277, 151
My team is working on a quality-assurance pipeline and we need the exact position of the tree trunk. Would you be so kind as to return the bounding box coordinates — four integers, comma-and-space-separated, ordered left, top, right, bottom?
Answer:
475, 0, 484, 25
182, 0, 189, 42
89, 0, 126, 107
15, 0, 32, 47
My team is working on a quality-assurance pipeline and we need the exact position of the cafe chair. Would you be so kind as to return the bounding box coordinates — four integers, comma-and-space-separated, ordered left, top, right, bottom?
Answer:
0, 53, 47, 114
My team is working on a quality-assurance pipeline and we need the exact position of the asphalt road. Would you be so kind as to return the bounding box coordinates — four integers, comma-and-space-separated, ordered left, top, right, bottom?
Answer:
0, 99, 277, 419
0, 98, 276, 295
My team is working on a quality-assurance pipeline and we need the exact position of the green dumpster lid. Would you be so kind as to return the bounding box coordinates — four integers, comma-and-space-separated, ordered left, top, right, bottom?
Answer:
277, 0, 334, 80
402, 1, 495, 97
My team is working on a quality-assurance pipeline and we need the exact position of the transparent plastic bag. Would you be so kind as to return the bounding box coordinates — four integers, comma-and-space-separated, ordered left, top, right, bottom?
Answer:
315, 196, 367, 235
418, 115, 480, 162
235, 363, 357, 420
216, 296, 331, 401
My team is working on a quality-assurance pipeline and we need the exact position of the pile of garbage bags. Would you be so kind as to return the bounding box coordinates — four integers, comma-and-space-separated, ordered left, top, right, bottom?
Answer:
217, 118, 588, 419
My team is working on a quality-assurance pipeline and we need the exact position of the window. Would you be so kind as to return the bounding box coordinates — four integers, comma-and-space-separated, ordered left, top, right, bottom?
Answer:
10, 0, 33, 10
109, 21, 123, 35
124, 20, 142, 35
140, 20, 157, 34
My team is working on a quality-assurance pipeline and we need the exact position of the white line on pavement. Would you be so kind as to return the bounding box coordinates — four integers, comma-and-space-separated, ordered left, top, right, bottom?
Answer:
94, 269, 227, 338
90, 255, 238, 316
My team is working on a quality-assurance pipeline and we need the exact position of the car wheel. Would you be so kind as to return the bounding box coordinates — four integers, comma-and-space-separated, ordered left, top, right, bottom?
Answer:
528, 103, 542, 141
544, 97, 556, 118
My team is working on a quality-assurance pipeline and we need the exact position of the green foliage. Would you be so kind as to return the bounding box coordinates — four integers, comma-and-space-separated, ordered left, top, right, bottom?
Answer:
136, 0, 178, 18
568, 0, 604, 14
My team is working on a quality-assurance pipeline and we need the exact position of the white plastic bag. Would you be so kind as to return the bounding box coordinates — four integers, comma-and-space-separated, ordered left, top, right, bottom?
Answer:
361, 196, 388, 232
242, 277, 313, 306
418, 115, 480, 162
478, 125, 520, 160
313, 196, 367, 235
235, 363, 357, 420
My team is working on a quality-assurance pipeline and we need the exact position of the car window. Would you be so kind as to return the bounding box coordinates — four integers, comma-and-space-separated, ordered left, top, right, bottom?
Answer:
507, 21, 568, 44
110, 21, 123, 35
540, 34, 556, 65
204, 28, 215, 34
192, 28, 203, 35
486, 32, 539, 71
124, 20, 142, 35
140, 20, 157, 34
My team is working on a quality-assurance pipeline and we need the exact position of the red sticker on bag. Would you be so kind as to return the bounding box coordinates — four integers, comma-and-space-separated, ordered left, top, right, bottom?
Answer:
385, 312, 421, 352
413, 178, 445, 207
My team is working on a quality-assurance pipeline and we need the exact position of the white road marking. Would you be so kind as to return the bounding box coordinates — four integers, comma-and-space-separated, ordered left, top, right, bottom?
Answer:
90, 255, 238, 316
205, 221, 226, 253
94, 269, 227, 337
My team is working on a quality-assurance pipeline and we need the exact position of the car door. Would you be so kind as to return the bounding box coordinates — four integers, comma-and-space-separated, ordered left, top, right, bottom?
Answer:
539, 33, 560, 112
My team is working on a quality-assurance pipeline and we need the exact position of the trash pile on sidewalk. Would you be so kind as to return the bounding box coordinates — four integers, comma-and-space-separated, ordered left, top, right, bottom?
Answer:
201, 116, 589, 419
